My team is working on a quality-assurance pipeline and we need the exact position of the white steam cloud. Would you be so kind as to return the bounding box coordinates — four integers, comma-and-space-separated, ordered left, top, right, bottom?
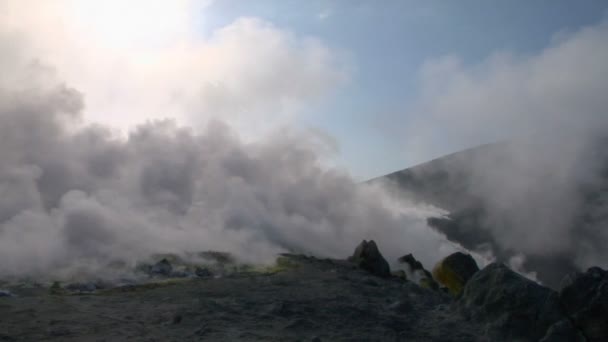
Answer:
0, 1, 457, 280
401, 20, 608, 285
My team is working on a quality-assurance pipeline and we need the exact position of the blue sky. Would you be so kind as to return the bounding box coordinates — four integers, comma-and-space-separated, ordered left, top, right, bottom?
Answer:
197, 1, 608, 179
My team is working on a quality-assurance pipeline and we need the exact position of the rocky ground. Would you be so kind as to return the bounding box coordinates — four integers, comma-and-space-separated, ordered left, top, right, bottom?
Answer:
0, 243, 606, 341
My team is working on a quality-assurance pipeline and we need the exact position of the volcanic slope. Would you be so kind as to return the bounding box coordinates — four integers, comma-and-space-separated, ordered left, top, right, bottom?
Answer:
371, 140, 608, 288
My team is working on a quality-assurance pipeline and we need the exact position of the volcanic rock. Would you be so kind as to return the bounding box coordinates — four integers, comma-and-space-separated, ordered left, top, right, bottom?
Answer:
432, 252, 479, 296
459, 263, 564, 341
558, 266, 608, 341
398, 253, 438, 289
150, 258, 173, 276
348, 240, 390, 277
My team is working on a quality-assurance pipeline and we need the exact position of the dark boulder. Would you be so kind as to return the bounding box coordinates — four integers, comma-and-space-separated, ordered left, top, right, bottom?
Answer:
459, 263, 564, 341
398, 253, 433, 279
398, 253, 425, 272
150, 258, 173, 276
558, 266, 608, 341
348, 240, 390, 277
432, 252, 479, 296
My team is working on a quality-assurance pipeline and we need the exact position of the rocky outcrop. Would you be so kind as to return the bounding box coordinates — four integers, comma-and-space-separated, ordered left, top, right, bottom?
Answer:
432, 252, 479, 296
150, 259, 173, 276
458, 263, 564, 341
558, 266, 608, 341
348, 240, 391, 277
398, 253, 438, 290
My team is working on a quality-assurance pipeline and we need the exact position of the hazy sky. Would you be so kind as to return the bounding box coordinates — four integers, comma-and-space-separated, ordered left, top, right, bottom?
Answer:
4, 1, 606, 179
200, 0, 608, 179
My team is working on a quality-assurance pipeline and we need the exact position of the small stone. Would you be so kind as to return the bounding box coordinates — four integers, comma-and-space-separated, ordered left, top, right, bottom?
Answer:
195, 267, 212, 278
0, 289, 14, 297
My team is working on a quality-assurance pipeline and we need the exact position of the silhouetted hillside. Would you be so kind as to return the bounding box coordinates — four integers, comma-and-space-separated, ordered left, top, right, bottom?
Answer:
371, 139, 608, 288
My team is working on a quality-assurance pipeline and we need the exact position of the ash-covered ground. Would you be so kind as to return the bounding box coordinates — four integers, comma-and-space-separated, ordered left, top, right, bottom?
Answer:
1, 243, 606, 341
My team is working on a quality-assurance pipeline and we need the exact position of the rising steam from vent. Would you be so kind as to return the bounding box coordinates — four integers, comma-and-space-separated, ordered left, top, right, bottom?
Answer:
0, 1, 458, 280
0, 57, 462, 280
395, 20, 608, 287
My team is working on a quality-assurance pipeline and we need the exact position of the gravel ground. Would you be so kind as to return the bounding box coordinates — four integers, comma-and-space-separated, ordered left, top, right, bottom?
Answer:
0, 255, 485, 341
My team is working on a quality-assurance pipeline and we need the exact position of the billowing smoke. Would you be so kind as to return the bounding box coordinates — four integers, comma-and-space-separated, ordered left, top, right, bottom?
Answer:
0, 2, 460, 280
0, 75, 457, 279
399, 20, 608, 286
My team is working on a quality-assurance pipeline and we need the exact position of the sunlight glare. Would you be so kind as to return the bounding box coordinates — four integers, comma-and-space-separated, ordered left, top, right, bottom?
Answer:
70, 0, 191, 49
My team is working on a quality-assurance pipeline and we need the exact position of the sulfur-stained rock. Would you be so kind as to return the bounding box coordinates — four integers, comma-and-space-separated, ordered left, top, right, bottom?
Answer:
398, 253, 439, 290
432, 252, 479, 296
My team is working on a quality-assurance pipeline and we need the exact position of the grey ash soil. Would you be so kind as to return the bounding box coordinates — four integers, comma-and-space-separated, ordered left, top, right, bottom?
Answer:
0, 255, 484, 341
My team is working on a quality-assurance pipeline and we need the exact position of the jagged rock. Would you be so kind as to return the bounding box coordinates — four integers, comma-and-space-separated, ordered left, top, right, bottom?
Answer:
459, 263, 564, 341
150, 259, 173, 276
398, 253, 438, 289
540, 319, 586, 342
348, 240, 390, 277
558, 266, 608, 341
398, 253, 425, 271
432, 252, 479, 296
